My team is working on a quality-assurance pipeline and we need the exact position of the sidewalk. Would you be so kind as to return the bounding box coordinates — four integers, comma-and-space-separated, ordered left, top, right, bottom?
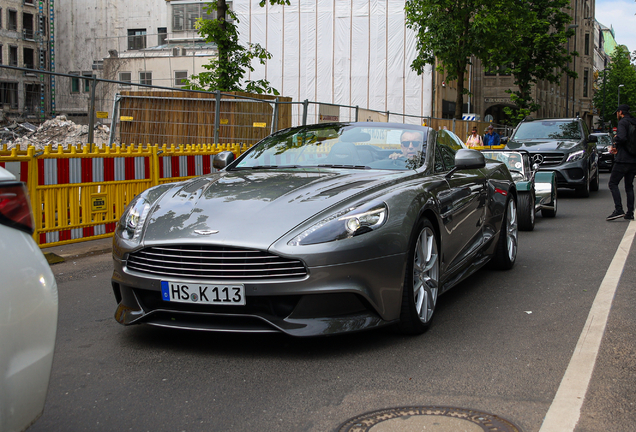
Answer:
41, 236, 113, 264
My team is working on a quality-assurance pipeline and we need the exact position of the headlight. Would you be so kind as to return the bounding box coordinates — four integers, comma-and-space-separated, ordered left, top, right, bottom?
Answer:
116, 185, 172, 242
118, 195, 151, 241
566, 150, 585, 162
288, 202, 388, 246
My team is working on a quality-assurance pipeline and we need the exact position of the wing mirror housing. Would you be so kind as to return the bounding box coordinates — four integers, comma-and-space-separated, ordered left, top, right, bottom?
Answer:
587, 134, 598, 143
446, 149, 486, 179
213, 151, 236, 170
501, 136, 509, 144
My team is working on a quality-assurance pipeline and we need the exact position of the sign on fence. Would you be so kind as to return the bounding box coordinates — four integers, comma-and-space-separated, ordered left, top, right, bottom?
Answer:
318, 104, 340, 123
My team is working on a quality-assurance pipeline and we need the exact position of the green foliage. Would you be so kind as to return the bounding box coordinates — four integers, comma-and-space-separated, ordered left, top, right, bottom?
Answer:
493, 0, 575, 124
593, 46, 636, 129
405, 0, 499, 119
184, 1, 289, 95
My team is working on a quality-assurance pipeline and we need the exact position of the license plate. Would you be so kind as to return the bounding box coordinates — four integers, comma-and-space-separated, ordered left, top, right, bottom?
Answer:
160, 281, 245, 305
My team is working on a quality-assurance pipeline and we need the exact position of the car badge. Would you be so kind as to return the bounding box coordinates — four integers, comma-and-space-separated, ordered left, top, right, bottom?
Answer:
194, 230, 219, 235
532, 154, 544, 165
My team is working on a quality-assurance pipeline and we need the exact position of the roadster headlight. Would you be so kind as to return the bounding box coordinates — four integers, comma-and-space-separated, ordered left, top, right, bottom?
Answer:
566, 150, 585, 162
288, 202, 388, 246
118, 195, 152, 241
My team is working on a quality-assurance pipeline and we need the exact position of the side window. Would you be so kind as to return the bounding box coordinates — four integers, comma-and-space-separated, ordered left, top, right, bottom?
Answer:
438, 143, 456, 171
581, 120, 590, 138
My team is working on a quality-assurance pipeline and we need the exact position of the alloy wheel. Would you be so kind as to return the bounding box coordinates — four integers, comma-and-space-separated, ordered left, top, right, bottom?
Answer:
506, 199, 518, 262
413, 227, 439, 323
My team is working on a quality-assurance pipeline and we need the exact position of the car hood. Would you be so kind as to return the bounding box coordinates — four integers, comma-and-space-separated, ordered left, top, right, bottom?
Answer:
141, 169, 402, 248
507, 139, 581, 151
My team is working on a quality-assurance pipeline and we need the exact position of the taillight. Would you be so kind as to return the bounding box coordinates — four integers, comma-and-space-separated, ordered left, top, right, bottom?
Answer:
0, 182, 34, 234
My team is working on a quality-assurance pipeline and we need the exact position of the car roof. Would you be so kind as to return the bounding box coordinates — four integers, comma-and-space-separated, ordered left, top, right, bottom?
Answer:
520, 118, 580, 123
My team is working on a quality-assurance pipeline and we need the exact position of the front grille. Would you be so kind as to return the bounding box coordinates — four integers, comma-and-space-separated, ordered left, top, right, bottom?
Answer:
535, 153, 564, 166
126, 245, 308, 281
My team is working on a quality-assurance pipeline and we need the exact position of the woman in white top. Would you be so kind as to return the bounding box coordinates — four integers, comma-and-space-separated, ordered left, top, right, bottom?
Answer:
465, 127, 483, 148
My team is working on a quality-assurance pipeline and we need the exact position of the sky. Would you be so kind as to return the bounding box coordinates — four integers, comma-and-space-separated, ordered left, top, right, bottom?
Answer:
595, 0, 636, 53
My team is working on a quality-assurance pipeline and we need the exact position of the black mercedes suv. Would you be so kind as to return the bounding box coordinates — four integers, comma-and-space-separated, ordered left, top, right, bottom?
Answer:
504, 118, 599, 197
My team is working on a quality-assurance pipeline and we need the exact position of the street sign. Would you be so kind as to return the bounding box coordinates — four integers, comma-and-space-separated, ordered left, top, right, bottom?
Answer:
91, 194, 107, 212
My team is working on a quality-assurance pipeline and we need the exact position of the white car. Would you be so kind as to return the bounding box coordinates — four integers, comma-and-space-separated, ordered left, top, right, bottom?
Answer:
0, 166, 58, 432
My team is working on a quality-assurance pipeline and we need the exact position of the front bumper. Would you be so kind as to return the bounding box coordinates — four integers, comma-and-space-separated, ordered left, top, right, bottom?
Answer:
536, 158, 589, 189
111, 252, 407, 337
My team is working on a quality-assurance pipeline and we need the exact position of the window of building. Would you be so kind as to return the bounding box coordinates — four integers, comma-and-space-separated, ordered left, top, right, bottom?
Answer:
82, 72, 93, 92
172, 3, 218, 31
0, 9, 3, 29
140, 71, 152, 86
0, 82, 18, 109
158, 27, 168, 45
22, 13, 34, 39
174, 71, 188, 87
23, 48, 34, 69
127, 29, 147, 50
583, 69, 589, 98
584, 33, 590, 56
24, 0, 35, 5
0, 46, 2, 65
119, 72, 132, 88
8, 9, 17, 31
9, 46, 17, 66
69, 72, 80, 93
484, 65, 497, 76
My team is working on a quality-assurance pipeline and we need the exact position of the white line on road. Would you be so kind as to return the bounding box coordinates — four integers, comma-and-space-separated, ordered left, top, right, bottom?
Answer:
539, 221, 636, 432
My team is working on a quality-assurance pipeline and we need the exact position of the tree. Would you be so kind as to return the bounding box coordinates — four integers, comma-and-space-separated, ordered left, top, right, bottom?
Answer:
405, 0, 499, 119
185, 0, 290, 95
493, 0, 576, 124
593, 46, 636, 128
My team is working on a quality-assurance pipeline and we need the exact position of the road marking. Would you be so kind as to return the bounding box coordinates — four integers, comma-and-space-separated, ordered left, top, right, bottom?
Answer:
539, 221, 636, 432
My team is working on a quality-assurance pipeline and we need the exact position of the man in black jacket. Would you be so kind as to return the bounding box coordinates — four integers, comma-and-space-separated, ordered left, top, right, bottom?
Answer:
607, 104, 636, 221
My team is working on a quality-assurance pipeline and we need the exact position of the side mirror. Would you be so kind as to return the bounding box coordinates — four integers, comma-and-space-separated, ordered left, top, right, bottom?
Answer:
213, 151, 235, 169
587, 134, 598, 143
454, 149, 486, 170
501, 136, 509, 144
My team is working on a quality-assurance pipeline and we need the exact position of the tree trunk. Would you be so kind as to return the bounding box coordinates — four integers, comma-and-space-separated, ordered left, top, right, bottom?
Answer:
455, 67, 465, 119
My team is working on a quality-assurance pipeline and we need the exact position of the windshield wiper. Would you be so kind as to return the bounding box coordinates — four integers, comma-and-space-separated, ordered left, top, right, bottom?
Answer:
314, 164, 371, 169
234, 165, 301, 170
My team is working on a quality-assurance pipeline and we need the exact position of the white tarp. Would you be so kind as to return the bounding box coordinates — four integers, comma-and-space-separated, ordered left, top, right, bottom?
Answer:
237, 0, 432, 124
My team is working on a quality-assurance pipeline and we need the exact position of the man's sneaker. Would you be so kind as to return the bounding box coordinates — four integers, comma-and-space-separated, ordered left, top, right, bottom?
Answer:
625, 212, 635, 220
607, 210, 626, 221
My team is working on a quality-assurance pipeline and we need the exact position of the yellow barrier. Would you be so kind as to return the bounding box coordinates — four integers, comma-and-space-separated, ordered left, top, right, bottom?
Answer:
0, 142, 252, 248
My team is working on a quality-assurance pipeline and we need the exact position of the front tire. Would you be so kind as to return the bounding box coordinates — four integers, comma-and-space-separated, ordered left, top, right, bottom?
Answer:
517, 191, 535, 231
590, 164, 599, 192
398, 219, 440, 335
575, 170, 591, 198
489, 197, 518, 270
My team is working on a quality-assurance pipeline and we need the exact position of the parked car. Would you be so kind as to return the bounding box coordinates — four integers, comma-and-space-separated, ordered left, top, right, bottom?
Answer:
481, 150, 557, 231
111, 122, 518, 337
503, 118, 599, 197
591, 132, 614, 172
0, 167, 58, 432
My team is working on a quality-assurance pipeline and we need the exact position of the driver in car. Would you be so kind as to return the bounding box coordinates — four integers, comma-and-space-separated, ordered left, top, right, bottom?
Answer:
390, 130, 424, 160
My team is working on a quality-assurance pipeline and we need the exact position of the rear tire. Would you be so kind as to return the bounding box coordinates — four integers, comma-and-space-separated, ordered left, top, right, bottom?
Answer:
517, 191, 535, 231
398, 219, 440, 335
489, 197, 518, 270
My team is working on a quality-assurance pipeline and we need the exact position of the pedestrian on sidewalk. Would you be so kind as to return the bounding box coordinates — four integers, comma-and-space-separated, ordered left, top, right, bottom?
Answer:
483, 125, 501, 147
466, 127, 483, 148
607, 104, 636, 221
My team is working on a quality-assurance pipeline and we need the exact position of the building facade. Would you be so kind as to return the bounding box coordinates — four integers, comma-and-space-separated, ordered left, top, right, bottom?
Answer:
433, 0, 597, 130
0, 0, 53, 121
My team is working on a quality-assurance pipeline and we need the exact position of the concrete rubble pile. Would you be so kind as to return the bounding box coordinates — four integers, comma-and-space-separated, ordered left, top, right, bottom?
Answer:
2, 115, 111, 150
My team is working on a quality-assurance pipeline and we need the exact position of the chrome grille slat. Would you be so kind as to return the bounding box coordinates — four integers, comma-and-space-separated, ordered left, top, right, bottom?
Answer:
126, 245, 308, 280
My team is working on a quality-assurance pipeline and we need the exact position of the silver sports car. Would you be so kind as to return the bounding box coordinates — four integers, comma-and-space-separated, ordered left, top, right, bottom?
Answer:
111, 123, 518, 336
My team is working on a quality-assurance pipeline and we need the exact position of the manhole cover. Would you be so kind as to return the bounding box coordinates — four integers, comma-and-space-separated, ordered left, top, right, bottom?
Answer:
338, 406, 521, 432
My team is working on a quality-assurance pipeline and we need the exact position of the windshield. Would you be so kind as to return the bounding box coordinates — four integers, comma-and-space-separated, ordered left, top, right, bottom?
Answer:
596, 135, 612, 147
482, 151, 526, 180
233, 124, 430, 171
512, 121, 581, 140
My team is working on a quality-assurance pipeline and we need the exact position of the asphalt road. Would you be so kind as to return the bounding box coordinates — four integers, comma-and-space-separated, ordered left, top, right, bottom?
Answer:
29, 172, 636, 432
